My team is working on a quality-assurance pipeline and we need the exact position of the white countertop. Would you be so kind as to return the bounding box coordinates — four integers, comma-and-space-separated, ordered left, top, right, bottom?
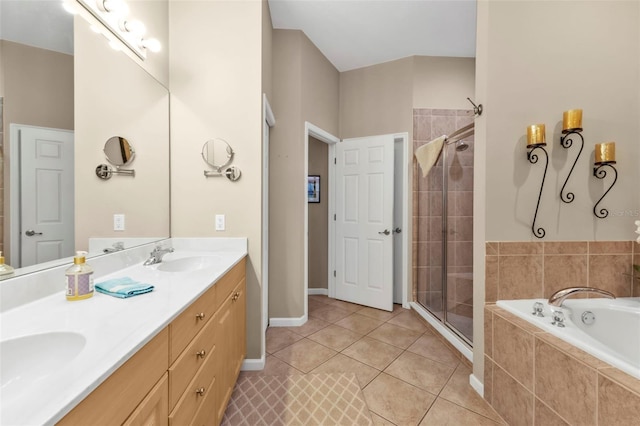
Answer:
0, 239, 247, 426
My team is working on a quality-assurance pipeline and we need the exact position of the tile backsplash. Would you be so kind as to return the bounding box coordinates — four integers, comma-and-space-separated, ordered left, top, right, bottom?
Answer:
485, 241, 639, 302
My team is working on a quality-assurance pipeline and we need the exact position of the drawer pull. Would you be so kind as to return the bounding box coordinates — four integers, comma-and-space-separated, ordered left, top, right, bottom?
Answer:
195, 312, 206, 321
196, 349, 206, 358
195, 387, 206, 396
232, 292, 239, 301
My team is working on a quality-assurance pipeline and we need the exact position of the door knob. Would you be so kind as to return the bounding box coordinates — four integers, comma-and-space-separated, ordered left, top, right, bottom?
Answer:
393, 228, 402, 234
378, 229, 390, 235
25, 230, 43, 237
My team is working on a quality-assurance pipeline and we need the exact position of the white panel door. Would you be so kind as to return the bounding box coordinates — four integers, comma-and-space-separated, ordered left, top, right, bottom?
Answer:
335, 134, 394, 311
19, 126, 74, 267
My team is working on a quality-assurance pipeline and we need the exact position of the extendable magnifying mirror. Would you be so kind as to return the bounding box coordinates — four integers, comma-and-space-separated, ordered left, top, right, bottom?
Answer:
96, 136, 136, 180
202, 138, 241, 181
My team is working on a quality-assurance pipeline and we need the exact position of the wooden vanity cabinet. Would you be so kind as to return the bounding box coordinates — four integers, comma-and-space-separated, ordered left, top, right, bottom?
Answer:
57, 258, 246, 426
57, 328, 169, 426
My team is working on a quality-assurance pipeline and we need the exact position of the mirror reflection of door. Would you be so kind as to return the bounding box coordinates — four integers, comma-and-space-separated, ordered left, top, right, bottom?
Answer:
12, 125, 75, 268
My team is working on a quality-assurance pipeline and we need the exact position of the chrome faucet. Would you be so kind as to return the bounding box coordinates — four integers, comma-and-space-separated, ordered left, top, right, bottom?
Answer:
143, 246, 175, 266
548, 287, 615, 308
103, 242, 125, 253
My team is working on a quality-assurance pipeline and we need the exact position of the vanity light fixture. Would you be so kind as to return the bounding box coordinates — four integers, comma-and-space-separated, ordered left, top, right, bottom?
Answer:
526, 124, 549, 239
119, 19, 146, 37
74, 0, 161, 60
140, 38, 162, 53
96, 0, 128, 15
62, 0, 78, 14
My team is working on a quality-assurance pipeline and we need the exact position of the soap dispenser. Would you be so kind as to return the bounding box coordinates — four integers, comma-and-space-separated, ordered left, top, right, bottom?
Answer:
0, 251, 15, 276
66, 251, 94, 301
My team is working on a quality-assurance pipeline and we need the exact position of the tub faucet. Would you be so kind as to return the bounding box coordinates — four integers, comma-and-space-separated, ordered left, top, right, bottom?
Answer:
548, 287, 615, 308
143, 246, 175, 266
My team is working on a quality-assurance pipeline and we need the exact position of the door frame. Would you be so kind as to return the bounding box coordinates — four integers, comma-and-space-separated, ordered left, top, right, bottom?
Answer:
262, 94, 275, 357
303, 125, 411, 319
304, 122, 339, 319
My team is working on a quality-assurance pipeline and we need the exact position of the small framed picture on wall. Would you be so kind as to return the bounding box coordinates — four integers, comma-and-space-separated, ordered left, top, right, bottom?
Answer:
307, 175, 320, 203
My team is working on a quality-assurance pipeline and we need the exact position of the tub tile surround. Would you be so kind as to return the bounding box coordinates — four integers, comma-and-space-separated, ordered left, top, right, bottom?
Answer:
484, 305, 640, 425
484, 240, 640, 424
485, 241, 639, 303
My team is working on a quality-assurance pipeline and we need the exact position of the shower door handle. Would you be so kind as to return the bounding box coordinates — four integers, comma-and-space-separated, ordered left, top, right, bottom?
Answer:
378, 229, 390, 236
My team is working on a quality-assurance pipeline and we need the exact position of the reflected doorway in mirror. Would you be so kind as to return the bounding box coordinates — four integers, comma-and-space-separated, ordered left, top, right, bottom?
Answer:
307, 175, 320, 203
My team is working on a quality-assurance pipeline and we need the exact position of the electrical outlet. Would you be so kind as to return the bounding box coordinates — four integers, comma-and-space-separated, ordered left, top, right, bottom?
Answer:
114, 214, 125, 231
215, 214, 225, 231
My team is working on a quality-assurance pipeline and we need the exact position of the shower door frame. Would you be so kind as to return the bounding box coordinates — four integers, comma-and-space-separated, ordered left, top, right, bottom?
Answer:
440, 144, 472, 347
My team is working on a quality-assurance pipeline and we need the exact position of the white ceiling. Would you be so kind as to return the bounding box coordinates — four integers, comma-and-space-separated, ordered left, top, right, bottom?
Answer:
268, 0, 477, 72
0, 0, 74, 55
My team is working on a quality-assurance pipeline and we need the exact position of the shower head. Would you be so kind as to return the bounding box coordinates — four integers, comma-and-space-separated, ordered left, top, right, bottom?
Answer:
455, 141, 469, 152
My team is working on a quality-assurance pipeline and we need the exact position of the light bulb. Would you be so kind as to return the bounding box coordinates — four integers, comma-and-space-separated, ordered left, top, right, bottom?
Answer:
99, 0, 129, 16
140, 38, 161, 53
62, 1, 77, 14
119, 19, 146, 36
108, 40, 122, 51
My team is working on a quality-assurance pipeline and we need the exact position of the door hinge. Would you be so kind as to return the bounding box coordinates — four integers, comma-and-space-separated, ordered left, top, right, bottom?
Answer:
333, 270, 336, 277
334, 214, 336, 221
334, 157, 337, 165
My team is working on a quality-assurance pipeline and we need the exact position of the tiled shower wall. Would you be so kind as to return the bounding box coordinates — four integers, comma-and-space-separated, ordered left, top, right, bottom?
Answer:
412, 108, 474, 322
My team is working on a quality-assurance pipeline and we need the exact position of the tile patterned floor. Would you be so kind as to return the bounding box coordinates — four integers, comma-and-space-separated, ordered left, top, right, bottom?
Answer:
236, 295, 506, 425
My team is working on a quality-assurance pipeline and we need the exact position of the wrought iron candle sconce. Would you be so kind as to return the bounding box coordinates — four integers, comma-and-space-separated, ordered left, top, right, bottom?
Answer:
559, 109, 584, 203
592, 142, 617, 219
526, 124, 548, 239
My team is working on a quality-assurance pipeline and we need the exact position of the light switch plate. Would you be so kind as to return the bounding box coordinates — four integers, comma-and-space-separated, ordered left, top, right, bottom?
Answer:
114, 214, 125, 231
215, 214, 225, 231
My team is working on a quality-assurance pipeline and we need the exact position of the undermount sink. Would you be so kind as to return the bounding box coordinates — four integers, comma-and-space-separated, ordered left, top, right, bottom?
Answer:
157, 256, 221, 273
1, 332, 86, 403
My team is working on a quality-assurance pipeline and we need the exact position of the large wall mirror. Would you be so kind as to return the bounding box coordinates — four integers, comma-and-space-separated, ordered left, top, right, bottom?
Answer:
0, 1, 170, 275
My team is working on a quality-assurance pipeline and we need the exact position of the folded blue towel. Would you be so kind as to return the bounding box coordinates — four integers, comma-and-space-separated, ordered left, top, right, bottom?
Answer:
95, 277, 154, 299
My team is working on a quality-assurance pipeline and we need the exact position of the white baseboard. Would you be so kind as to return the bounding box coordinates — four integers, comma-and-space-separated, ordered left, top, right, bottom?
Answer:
308, 288, 328, 296
269, 314, 307, 327
469, 374, 484, 397
241, 356, 265, 371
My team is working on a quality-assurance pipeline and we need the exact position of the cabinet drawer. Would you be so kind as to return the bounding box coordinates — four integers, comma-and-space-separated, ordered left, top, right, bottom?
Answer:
169, 345, 218, 426
123, 373, 169, 426
169, 283, 217, 363
58, 328, 169, 426
212, 259, 246, 312
190, 373, 218, 426
169, 306, 220, 410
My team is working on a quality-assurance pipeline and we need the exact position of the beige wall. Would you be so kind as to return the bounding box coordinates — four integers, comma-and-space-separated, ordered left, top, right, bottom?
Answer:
1, 41, 74, 132
413, 56, 476, 110
262, 0, 273, 102
169, 0, 263, 358
270, 29, 339, 318
483, 1, 639, 242
74, 19, 170, 249
308, 136, 328, 289
474, 0, 640, 384
1, 40, 74, 260
339, 57, 413, 139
